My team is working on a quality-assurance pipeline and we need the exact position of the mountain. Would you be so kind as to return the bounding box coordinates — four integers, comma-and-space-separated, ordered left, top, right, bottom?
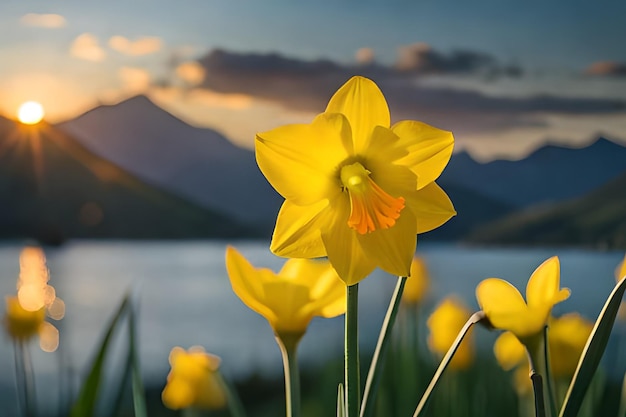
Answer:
422, 182, 515, 241
439, 137, 626, 207
464, 171, 626, 249
56, 96, 282, 234
0, 117, 251, 242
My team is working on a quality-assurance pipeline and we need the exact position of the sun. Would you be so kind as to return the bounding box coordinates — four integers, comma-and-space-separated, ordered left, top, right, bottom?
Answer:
17, 101, 45, 125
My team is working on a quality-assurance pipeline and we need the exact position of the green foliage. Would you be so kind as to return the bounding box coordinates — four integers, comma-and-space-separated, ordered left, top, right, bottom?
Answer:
559, 276, 626, 417
70, 293, 146, 417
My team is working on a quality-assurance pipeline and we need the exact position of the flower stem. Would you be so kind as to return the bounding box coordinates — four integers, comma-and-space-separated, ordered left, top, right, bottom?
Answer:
412, 311, 485, 417
542, 326, 558, 417
360, 276, 407, 417
14, 341, 37, 417
526, 343, 547, 417
277, 333, 302, 417
345, 284, 360, 417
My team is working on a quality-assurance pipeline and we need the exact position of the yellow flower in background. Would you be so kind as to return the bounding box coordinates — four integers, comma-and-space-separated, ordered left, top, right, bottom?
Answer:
548, 313, 593, 377
3, 247, 64, 352
493, 313, 593, 391
256, 76, 455, 285
616, 254, 626, 282
493, 331, 526, 371
402, 256, 430, 305
426, 297, 474, 370
476, 256, 570, 342
4, 296, 45, 340
162, 346, 227, 410
225, 246, 346, 337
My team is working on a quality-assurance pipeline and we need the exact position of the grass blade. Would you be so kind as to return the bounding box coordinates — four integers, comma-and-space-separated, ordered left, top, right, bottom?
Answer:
128, 299, 147, 417
70, 294, 130, 417
337, 383, 346, 417
559, 276, 626, 417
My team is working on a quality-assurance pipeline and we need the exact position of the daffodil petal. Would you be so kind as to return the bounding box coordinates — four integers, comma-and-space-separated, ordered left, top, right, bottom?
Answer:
392, 120, 454, 189
270, 200, 328, 258
493, 331, 526, 371
358, 207, 417, 277
326, 76, 390, 154
255, 112, 351, 205
321, 197, 377, 285
526, 256, 569, 311
476, 278, 530, 332
405, 182, 456, 233
225, 247, 278, 325
263, 281, 312, 332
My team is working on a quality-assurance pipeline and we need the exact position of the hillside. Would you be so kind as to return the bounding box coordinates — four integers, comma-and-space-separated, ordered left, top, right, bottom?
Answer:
464, 170, 626, 249
0, 117, 252, 242
440, 137, 626, 207
56, 95, 282, 233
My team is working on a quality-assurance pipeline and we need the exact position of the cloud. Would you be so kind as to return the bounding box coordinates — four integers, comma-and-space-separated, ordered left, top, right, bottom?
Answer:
355, 47, 375, 65
70, 33, 106, 62
108, 36, 162, 56
19, 13, 66, 28
193, 48, 626, 158
118, 66, 151, 92
394, 42, 522, 77
584, 61, 626, 77
176, 61, 205, 85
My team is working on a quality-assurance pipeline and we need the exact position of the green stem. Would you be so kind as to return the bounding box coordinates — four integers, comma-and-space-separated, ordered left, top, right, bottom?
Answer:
360, 276, 407, 417
345, 284, 360, 417
542, 326, 558, 417
412, 311, 485, 417
15, 341, 37, 417
527, 343, 547, 417
277, 333, 302, 417
215, 372, 248, 417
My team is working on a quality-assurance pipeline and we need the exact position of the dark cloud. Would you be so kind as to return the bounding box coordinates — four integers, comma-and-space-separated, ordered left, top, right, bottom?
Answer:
394, 43, 521, 78
584, 61, 626, 77
196, 48, 626, 136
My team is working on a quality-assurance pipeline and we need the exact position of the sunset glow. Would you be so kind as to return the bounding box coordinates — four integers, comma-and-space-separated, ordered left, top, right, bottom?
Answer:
17, 101, 45, 124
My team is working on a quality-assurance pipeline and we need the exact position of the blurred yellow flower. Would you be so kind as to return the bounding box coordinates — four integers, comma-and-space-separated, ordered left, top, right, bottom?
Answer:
493, 313, 593, 390
225, 246, 346, 337
426, 297, 474, 370
548, 313, 593, 377
162, 346, 227, 410
256, 76, 455, 285
476, 256, 570, 342
402, 256, 430, 305
3, 247, 64, 352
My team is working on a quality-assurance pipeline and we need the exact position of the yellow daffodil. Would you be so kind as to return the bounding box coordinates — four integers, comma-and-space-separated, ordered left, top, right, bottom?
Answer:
476, 256, 570, 342
3, 247, 64, 352
493, 313, 593, 385
548, 313, 593, 378
255, 76, 455, 285
162, 346, 227, 410
402, 256, 430, 305
225, 246, 346, 338
426, 297, 474, 370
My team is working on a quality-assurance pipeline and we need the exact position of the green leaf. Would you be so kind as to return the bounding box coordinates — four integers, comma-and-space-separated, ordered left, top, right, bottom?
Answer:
559, 276, 626, 417
70, 294, 130, 417
128, 300, 147, 417
412, 311, 486, 417
337, 383, 346, 417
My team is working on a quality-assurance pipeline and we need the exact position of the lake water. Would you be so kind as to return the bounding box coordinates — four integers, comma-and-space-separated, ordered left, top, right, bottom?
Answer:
0, 240, 624, 413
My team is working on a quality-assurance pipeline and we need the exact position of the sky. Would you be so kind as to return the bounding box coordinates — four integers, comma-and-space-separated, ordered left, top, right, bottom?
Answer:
1, 0, 625, 160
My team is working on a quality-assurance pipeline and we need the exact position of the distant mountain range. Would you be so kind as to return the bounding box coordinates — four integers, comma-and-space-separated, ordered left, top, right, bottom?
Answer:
56, 96, 282, 234
0, 116, 250, 243
46, 95, 626, 247
465, 170, 626, 248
